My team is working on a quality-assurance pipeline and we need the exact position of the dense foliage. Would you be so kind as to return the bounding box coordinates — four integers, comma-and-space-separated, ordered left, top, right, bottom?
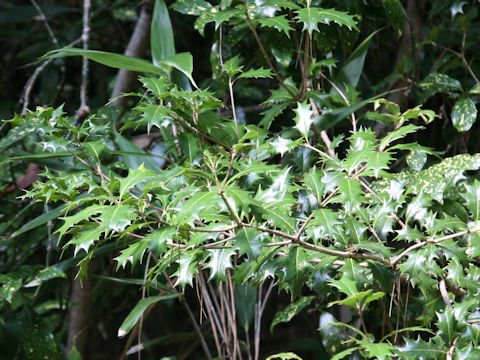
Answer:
2, 0, 480, 359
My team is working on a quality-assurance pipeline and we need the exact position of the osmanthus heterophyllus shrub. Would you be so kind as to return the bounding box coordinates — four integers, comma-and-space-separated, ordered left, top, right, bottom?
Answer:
2, 0, 480, 359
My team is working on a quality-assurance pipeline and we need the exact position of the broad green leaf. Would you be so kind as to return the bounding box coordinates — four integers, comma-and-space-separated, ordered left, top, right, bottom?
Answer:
407, 149, 427, 171
44, 47, 166, 75
383, 0, 405, 38
21, 307, 63, 360
258, 15, 293, 37
330, 347, 358, 360
113, 129, 160, 172
118, 164, 155, 200
162, 52, 197, 88
469, 82, 480, 95
0, 123, 37, 153
293, 101, 314, 138
418, 73, 463, 94
235, 284, 256, 331
270, 295, 315, 332
205, 248, 236, 280
334, 29, 381, 90
451, 97, 477, 132
9, 203, 66, 239
151, 0, 175, 65
24, 267, 67, 288
118, 294, 182, 338
295, 8, 358, 36
437, 309, 462, 344
172, 0, 212, 15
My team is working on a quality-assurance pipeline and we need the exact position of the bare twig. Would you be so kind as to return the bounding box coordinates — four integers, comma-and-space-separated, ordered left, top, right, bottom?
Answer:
439, 279, 452, 310
76, 0, 91, 121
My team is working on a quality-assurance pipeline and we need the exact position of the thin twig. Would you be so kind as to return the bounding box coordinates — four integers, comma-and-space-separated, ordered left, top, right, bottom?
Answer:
318, 72, 356, 132
243, 1, 300, 101
76, 0, 92, 121
439, 279, 452, 310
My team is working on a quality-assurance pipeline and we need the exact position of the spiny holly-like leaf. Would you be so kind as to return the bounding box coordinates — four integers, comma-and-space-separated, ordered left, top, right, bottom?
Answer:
56, 204, 106, 241
118, 164, 155, 200
293, 101, 314, 138
174, 191, 222, 225
205, 248, 236, 281
338, 178, 363, 213
461, 179, 480, 223
235, 227, 265, 258
353, 338, 396, 360
397, 336, 445, 359
98, 205, 138, 234
329, 276, 358, 297
194, 8, 243, 36
140, 76, 171, 97
115, 239, 149, 270
223, 55, 243, 77
67, 226, 103, 256
436, 308, 462, 345
174, 249, 202, 287
270, 295, 315, 332
258, 15, 293, 38
295, 8, 358, 36
238, 67, 274, 79
261, 207, 297, 233
451, 97, 477, 132
140, 105, 176, 133
430, 214, 467, 235
303, 168, 325, 203
278, 245, 311, 297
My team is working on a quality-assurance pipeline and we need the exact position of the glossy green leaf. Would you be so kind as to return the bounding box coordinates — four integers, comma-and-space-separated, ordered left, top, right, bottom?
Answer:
258, 15, 293, 37
461, 179, 480, 223
151, 0, 175, 65
205, 248, 236, 280
270, 295, 315, 332
118, 164, 155, 200
118, 294, 182, 338
238, 67, 274, 79
418, 73, 463, 94
9, 203, 66, 239
44, 47, 166, 75
293, 101, 314, 138
21, 306, 63, 360
383, 0, 405, 37
265, 353, 302, 360
406, 149, 427, 171
451, 97, 477, 132
172, 0, 212, 15
295, 8, 358, 36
